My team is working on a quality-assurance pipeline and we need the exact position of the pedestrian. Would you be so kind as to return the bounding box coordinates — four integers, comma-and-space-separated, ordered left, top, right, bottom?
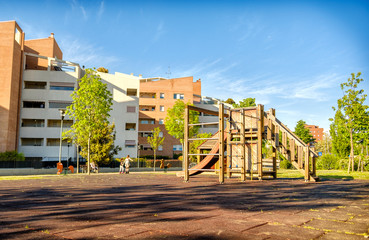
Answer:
124, 155, 133, 174
119, 157, 125, 174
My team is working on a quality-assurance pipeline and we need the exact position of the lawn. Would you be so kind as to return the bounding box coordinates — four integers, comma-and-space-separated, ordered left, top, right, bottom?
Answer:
278, 169, 369, 180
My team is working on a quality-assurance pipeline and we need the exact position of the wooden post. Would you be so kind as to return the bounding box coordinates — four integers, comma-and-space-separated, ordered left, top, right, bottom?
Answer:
226, 110, 231, 179
270, 109, 277, 178
298, 146, 303, 169
219, 103, 225, 183
312, 153, 316, 177
184, 106, 189, 182
304, 146, 309, 181
257, 104, 264, 180
241, 109, 246, 182
290, 139, 295, 162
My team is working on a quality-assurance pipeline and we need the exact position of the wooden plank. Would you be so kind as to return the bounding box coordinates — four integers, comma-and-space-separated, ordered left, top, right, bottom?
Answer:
219, 103, 225, 183
184, 106, 189, 182
270, 109, 277, 179
312, 155, 316, 177
290, 139, 295, 162
257, 104, 264, 180
298, 146, 303, 169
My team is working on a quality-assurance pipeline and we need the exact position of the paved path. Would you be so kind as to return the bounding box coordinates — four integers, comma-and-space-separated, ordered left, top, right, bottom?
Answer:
0, 173, 368, 239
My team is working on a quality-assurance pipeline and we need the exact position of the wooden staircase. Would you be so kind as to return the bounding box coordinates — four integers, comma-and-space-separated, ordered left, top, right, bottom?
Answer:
265, 110, 319, 182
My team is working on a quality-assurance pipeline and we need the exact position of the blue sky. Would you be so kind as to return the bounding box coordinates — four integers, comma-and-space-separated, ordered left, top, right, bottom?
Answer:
2, 0, 368, 132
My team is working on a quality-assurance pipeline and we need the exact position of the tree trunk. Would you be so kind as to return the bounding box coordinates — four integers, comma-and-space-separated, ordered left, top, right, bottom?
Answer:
88, 134, 91, 175
348, 129, 354, 174
153, 150, 156, 172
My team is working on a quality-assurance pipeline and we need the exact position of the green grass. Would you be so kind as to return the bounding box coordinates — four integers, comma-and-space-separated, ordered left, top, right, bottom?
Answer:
278, 169, 369, 180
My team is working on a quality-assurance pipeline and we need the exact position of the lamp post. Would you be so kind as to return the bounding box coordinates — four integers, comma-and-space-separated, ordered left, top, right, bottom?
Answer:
58, 109, 66, 163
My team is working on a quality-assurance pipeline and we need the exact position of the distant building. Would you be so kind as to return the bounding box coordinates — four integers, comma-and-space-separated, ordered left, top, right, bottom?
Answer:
305, 124, 324, 142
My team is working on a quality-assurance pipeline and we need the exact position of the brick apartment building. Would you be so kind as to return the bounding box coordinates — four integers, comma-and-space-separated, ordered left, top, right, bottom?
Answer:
305, 124, 324, 142
138, 77, 201, 158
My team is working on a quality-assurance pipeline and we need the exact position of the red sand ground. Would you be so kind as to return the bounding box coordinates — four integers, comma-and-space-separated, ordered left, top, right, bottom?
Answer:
0, 173, 368, 239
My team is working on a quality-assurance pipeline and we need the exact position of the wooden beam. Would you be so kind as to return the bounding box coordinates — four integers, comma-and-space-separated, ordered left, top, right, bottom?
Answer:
226, 111, 231, 179
188, 105, 229, 117
257, 104, 264, 180
219, 103, 225, 183
241, 109, 246, 182
312, 154, 316, 177
184, 106, 189, 182
290, 139, 295, 162
270, 109, 277, 179
298, 146, 303, 169
304, 146, 309, 181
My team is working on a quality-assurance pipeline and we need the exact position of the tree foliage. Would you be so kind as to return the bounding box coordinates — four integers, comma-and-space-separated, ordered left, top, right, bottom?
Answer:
294, 120, 314, 144
0, 151, 25, 162
64, 68, 117, 169
330, 72, 369, 172
164, 100, 199, 144
97, 67, 109, 73
329, 110, 350, 158
233, 97, 256, 108
224, 98, 235, 105
147, 127, 165, 171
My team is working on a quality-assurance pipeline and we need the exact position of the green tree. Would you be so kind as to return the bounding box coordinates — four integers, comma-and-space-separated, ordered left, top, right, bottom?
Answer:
314, 133, 332, 155
64, 68, 114, 174
224, 98, 235, 105
164, 100, 199, 144
331, 72, 369, 173
147, 127, 165, 172
294, 120, 314, 144
329, 110, 350, 158
233, 97, 256, 108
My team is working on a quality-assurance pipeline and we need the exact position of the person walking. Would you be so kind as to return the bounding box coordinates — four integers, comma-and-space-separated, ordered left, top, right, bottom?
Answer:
124, 155, 133, 174
119, 157, 125, 174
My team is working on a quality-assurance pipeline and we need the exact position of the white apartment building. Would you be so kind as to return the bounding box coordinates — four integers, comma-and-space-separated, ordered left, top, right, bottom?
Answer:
98, 72, 140, 159
18, 53, 140, 167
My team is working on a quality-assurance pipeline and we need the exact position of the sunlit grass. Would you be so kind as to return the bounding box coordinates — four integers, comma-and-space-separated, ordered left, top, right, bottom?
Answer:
0, 176, 47, 180
278, 169, 369, 180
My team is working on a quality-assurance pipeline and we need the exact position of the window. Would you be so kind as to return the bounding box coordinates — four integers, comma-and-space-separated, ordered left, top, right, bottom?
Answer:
141, 105, 155, 111
158, 145, 163, 151
139, 132, 153, 137
159, 132, 163, 138
46, 138, 68, 146
142, 145, 153, 151
160, 93, 164, 99
47, 120, 73, 128
173, 145, 182, 151
23, 101, 45, 108
125, 123, 136, 131
21, 119, 44, 127
49, 101, 72, 109
125, 140, 136, 148
127, 88, 137, 96
21, 138, 43, 146
127, 106, 136, 113
140, 119, 155, 124
159, 119, 164, 125
50, 82, 74, 91
24, 81, 46, 89
160, 105, 164, 112
173, 93, 184, 99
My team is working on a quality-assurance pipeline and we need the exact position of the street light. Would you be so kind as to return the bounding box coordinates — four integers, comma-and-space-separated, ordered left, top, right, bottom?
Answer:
58, 109, 66, 163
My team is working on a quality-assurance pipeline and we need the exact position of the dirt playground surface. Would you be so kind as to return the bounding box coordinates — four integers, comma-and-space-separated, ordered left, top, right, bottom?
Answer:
0, 173, 368, 240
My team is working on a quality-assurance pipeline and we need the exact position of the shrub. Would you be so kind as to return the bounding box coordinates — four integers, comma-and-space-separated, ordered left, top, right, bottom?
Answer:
280, 158, 292, 169
316, 154, 339, 170
0, 151, 25, 162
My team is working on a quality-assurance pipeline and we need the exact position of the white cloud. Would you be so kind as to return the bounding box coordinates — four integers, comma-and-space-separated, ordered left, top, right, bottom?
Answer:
59, 37, 120, 69
153, 21, 165, 42
97, 1, 104, 21
80, 6, 88, 20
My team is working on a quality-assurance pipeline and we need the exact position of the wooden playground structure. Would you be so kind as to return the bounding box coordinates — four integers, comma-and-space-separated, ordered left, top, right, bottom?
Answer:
181, 104, 319, 183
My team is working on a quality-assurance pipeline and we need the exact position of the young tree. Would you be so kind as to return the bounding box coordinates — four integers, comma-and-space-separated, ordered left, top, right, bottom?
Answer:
64, 68, 114, 174
329, 109, 350, 158
164, 100, 199, 144
233, 97, 256, 108
224, 98, 235, 105
294, 120, 315, 144
332, 72, 369, 173
147, 127, 165, 172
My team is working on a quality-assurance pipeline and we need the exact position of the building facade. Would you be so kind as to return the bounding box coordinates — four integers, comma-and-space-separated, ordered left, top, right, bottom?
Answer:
138, 77, 201, 158
305, 124, 324, 142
